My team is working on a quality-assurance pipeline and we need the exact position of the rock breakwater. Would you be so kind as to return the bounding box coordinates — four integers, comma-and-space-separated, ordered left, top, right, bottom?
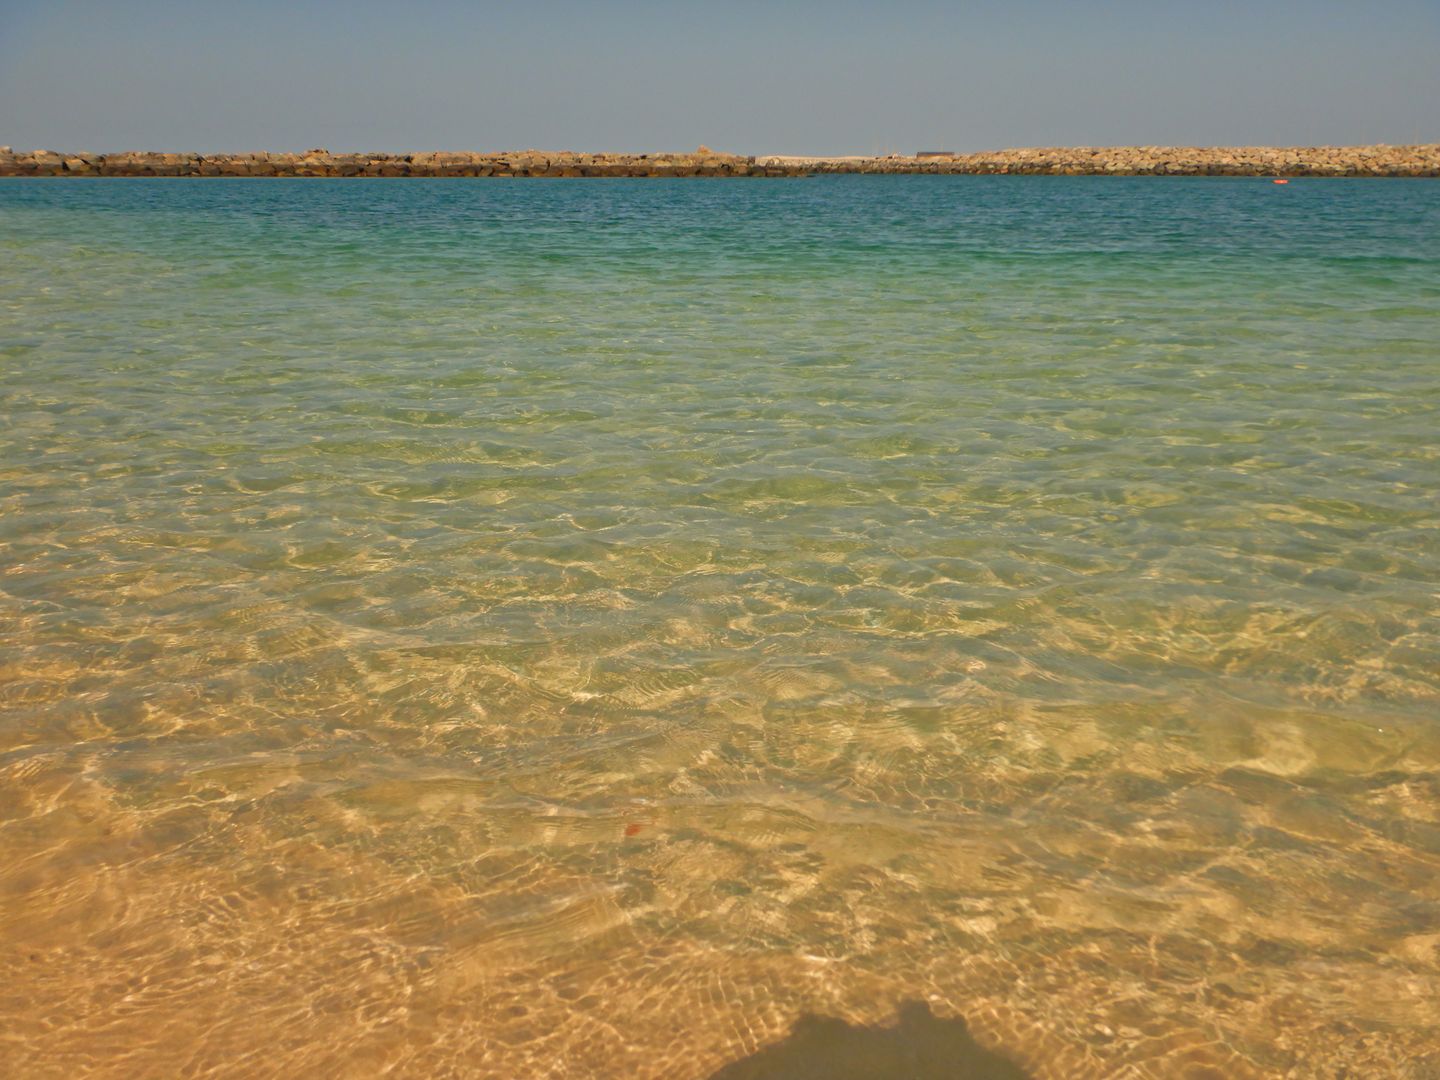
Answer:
2, 144, 1436, 177
782, 144, 1440, 177
0, 147, 786, 178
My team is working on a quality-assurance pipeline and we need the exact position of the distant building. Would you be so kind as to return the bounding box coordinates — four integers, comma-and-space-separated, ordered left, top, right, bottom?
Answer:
916, 151, 956, 158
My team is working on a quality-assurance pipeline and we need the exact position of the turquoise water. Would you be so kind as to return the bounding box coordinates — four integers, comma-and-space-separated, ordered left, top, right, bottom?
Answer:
1, 177, 1438, 1078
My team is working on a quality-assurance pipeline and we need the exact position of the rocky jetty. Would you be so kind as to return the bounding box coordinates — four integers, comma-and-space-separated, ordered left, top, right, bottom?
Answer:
0, 146, 786, 178
782, 144, 1440, 177
1, 144, 1436, 178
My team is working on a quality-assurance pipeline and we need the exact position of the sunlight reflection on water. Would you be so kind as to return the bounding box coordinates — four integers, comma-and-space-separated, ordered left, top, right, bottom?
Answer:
1, 176, 1438, 1077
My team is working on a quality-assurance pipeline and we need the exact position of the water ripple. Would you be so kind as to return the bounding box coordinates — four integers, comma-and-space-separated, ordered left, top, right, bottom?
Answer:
1, 176, 1438, 1078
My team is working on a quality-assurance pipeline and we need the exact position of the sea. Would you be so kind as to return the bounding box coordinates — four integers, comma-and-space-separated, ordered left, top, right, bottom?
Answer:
1, 175, 1438, 1078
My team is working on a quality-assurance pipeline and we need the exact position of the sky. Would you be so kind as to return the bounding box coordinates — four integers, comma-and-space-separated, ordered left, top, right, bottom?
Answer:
1, 0, 1437, 155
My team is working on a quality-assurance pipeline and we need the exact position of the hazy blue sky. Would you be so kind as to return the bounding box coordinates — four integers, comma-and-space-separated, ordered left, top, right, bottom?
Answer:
2, 0, 1436, 154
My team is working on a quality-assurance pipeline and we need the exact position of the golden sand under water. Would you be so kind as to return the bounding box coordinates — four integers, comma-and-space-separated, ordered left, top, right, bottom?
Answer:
4, 671, 1437, 1077
2, 176, 1438, 1077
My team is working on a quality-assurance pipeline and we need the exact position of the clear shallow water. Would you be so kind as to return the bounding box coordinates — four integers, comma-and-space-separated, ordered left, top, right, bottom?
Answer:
1, 176, 1438, 1078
